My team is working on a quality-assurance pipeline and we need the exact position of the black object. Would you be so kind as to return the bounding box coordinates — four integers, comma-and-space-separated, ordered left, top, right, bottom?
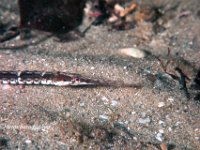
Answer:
190, 69, 200, 90
0, 25, 20, 43
175, 67, 190, 98
18, 0, 86, 33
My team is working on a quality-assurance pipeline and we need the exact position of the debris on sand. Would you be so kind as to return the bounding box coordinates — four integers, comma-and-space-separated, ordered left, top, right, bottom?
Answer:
119, 47, 147, 58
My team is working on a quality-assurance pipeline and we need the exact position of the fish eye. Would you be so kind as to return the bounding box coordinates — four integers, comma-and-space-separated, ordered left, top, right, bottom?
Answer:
72, 77, 80, 83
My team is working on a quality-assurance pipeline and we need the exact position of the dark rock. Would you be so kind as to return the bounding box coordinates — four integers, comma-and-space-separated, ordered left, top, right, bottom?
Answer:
18, 0, 86, 33
190, 69, 200, 90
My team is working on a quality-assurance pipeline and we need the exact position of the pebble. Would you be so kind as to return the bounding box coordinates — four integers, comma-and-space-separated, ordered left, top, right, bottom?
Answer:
111, 100, 118, 106
124, 120, 129, 124
133, 137, 137, 141
79, 103, 85, 107
159, 120, 166, 127
167, 97, 174, 103
99, 115, 109, 122
195, 137, 199, 140
158, 102, 165, 108
138, 117, 151, 124
160, 143, 168, 150
101, 96, 109, 105
159, 129, 164, 133
155, 132, 164, 142
168, 127, 172, 132
131, 111, 136, 115
119, 47, 147, 58
25, 139, 32, 144
141, 112, 147, 118
101, 96, 109, 102
123, 66, 127, 70
15, 90, 21, 94
117, 121, 124, 125
175, 121, 182, 126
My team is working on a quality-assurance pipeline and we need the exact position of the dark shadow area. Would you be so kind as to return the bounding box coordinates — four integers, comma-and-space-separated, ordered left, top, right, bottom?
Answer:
0, 137, 10, 149
0, 34, 52, 50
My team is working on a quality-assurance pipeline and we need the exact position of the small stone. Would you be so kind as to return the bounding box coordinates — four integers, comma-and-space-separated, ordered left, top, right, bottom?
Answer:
141, 112, 147, 118
155, 132, 164, 142
168, 127, 172, 132
167, 97, 174, 102
111, 100, 118, 106
101, 96, 109, 105
159, 120, 166, 127
15, 90, 21, 94
158, 102, 165, 108
133, 137, 137, 141
101, 96, 108, 102
160, 143, 168, 150
123, 66, 127, 69
131, 111, 136, 115
25, 139, 31, 144
124, 120, 129, 124
159, 129, 164, 133
99, 115, 109, 121
22, 59, 29, 64
195, 137, 199, 140
175, 121, 182, 126
117, 121, 124, 125
138, 117, 151, 124
80, 103, 85, 107
119, 47, 147, 58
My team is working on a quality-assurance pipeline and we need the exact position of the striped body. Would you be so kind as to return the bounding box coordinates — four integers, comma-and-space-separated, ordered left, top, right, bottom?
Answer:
0, 71, 99, 86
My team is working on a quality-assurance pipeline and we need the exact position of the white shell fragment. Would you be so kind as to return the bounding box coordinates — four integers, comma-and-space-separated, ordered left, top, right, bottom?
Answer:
119, 48, 147, 58
158, 102, 165, 108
